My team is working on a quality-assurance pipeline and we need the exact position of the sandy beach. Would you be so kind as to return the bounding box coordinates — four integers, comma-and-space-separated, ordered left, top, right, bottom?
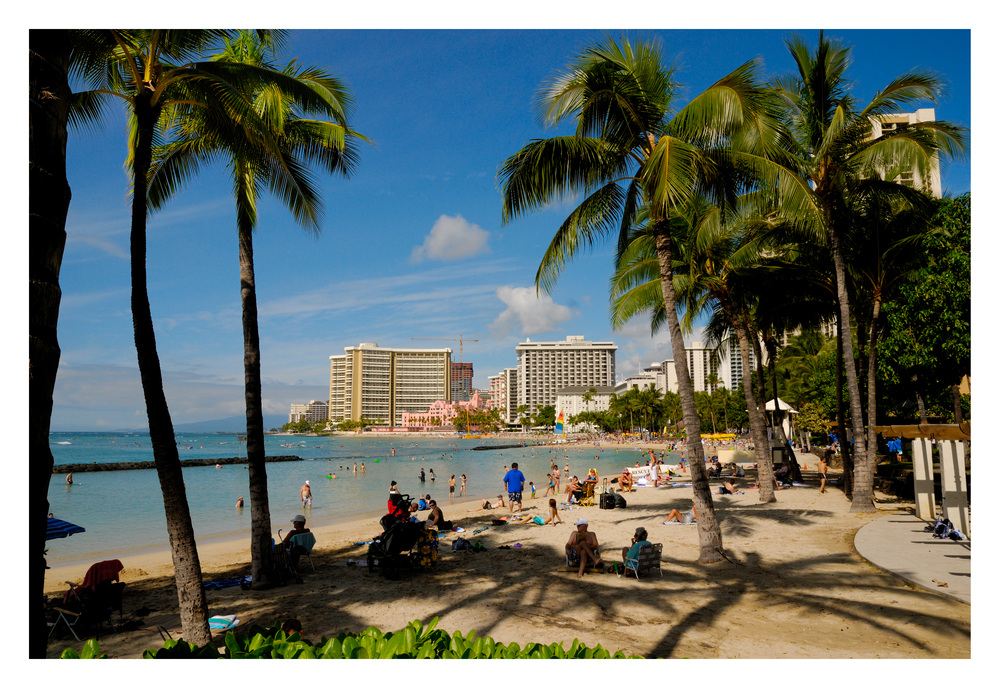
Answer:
44, 456, 971, 660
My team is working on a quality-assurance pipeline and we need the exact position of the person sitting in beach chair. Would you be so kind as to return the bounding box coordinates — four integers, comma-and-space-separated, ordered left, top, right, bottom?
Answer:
620, 526, 651, 567
565, 518, 602, 578
280, 515, 315, 571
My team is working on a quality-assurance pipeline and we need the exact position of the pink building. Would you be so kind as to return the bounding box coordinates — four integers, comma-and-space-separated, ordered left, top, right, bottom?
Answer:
401, 390, 488, 428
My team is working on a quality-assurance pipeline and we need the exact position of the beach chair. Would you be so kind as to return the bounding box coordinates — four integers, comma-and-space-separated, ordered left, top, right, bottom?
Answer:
566, 544, 601, 569
48, 580, 126, 641
289, 532, 317, 572
62, 559, 124, 603
618, 543, 663, 580
578, 482, 596, 507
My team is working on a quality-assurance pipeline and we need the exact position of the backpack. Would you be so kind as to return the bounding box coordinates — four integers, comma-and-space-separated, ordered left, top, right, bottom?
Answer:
614, 492, 627, 509
452, 537, 471, 552
933, 518, 954, 539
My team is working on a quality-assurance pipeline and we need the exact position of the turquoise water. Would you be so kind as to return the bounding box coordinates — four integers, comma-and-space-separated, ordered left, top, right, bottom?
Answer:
46, 432, 651, 564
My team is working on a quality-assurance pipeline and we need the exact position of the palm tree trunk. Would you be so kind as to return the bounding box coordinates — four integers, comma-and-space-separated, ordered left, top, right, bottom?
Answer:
131, 92, 211, 645
29, 29, 72, 657
654, 227, 723, 563
239, 223, 276, 587
729, 315, 775, 503
826, 216, 871, 511
835, 313, 853, 498
860, 298, 882, 509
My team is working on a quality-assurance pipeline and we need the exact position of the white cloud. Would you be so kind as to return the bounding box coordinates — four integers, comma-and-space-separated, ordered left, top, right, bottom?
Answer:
490, 286, 574, 336
410, 214, 490, 262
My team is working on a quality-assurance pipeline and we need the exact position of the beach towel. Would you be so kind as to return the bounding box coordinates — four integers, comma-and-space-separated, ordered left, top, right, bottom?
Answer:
208, 615, 240, 631
202, 575, 251, 590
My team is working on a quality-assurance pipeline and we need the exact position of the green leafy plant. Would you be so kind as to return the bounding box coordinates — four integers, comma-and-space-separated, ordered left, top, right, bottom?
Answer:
60, 639, 108, 659
134, 618, 639, 659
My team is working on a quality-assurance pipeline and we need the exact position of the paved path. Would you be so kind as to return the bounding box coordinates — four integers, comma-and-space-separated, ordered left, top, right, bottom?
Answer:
854, 511, 970, 604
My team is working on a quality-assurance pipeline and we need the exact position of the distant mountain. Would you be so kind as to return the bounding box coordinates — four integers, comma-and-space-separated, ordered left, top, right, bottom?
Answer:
172, 414, 289, 433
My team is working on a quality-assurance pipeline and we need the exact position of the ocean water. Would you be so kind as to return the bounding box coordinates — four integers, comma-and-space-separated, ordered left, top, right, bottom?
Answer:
46, 432, 654, 565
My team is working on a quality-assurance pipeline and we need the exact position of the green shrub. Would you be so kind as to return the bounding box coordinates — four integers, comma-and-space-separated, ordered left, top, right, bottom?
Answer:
68, 617, 639, 659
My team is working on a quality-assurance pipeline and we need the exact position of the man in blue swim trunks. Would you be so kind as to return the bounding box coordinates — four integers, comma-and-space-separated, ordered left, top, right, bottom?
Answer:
503, 462, 526, 515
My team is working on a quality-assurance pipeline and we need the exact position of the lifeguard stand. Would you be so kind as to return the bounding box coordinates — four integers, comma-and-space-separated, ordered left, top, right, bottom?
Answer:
874, 423, 971, 536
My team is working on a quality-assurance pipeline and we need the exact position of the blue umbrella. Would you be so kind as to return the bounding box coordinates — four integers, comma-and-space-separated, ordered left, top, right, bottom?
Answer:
46, 517, 85, 541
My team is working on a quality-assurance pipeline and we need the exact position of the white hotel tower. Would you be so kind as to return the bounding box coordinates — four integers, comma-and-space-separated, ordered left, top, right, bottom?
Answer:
516, 335, 617, 416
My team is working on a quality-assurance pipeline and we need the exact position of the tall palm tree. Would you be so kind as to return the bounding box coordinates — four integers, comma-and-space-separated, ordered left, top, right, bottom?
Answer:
29, 28, 74, 658
147, 31, 363, 588
71, 29, 297, 643
769, 31, 967, 511
612, 196, 781, 502
500, 37, 785, 562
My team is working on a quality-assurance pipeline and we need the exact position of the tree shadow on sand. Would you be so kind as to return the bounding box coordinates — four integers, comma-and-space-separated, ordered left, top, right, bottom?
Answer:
49, 500, 970, 659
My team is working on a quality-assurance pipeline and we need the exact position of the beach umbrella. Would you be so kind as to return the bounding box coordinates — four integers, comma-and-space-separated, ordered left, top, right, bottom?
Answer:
46, 517, 85, 541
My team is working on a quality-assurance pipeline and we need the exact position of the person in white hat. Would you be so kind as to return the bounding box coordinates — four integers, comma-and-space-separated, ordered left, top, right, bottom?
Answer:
282, 515, 311, 569
300, 480, 312, 508
565, 517, 602, 578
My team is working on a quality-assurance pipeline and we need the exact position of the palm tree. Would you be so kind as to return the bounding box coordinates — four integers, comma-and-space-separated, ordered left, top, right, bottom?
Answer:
70, 29, 300, 643
147, 31, 363, 589
769, 31, 967, 511
516, 404, 530, 432
610, 195, 782, 502
499, 37, 783, 562
29, 28, 74, 658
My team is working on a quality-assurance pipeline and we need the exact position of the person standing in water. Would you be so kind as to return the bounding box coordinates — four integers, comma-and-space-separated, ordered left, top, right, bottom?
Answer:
300, 480, 312, 508
65, 472, 73, 485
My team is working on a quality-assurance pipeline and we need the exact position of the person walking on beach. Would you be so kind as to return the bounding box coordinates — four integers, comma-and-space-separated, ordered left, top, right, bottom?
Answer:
503, 462, 526, 514
300, 480, 312, 508
551, 465, 561, 493
819, 450, 830, 493
544, 474, 555, 497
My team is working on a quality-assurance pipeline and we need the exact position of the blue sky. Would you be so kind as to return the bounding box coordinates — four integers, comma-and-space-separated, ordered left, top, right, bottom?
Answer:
38, 25, 972, 430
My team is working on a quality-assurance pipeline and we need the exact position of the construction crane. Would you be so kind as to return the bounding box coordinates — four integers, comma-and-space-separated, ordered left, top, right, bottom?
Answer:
411, 335, 479, 362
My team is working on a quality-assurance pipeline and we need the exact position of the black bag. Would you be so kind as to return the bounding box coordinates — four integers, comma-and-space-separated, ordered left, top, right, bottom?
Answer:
614, 492, 627, 509
600, 492, 616, 510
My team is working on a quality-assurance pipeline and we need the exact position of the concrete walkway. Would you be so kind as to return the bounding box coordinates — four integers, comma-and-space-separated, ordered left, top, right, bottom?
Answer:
854, 510, 971, 604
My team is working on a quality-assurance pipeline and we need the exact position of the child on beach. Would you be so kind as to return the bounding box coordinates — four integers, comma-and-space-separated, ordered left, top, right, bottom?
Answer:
544, 474, 555, 497
543, 498, 563, 525
529, 481, 536, 499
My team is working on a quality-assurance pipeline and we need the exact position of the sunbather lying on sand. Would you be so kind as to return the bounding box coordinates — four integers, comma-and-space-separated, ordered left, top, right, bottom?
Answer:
467, 494, 505, 511
663, 502, 697, 524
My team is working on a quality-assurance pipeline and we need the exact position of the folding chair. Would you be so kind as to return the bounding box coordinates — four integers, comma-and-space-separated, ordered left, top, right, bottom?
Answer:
578, 482, 596, 507
48, 581, 125, 640
289, 532, 317, 572
618, 543, 663, 580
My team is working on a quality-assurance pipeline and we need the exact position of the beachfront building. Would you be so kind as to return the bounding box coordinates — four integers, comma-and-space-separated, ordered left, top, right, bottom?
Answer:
400, 389, 489, 429
871, 109, 943, 198
616, 361, 673, 395
516, 335, 617, 417
451, 361, 473, 402
555, 385, 615, 432
289, 400, 329, 424
329, 343, 451, 427
488, 372, 506, 420
503, 367, 518, 425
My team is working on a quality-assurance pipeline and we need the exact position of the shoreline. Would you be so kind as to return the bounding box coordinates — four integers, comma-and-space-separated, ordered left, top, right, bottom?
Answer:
44, 467, 971, 659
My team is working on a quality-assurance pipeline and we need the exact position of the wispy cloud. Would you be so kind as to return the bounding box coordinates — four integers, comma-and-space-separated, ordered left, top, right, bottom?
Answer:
410, 214, 491, 262
490, 285, 574, 336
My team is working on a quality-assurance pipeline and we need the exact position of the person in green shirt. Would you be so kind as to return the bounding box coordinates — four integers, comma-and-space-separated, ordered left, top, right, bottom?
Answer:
621, 526, 651, 564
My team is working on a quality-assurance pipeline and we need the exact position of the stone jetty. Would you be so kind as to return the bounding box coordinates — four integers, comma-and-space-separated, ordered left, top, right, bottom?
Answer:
52, 455, 302, 473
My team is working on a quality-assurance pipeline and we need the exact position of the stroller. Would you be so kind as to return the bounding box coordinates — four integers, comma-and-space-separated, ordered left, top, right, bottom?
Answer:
368, 493, 425, 579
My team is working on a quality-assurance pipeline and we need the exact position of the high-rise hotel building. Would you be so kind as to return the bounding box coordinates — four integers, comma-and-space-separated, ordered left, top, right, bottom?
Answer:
516, 336, 616, 416
329, 343, 451, 427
